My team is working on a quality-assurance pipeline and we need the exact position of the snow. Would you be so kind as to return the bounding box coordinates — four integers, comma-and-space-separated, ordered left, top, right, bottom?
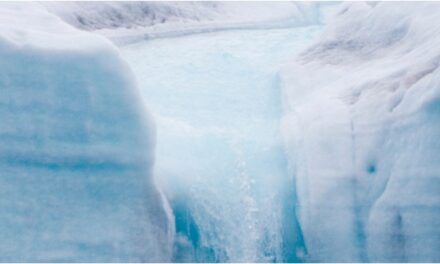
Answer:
281, 2, 440, 262
0, 3, 172, 262
43, 2, 323, 44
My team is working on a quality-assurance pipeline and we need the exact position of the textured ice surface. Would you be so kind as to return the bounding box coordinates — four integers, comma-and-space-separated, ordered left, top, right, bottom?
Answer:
281, 2, 440, 262
122, 26, 322, 262
43, 2, 318, 30
44, 2, 323, 44
0, 3, 172, 262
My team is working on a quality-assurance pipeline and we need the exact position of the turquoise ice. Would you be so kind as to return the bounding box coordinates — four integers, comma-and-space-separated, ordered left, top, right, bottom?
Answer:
122, 26, 321, 262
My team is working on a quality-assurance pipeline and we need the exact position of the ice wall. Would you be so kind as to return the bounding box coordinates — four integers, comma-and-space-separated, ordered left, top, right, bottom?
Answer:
0, 3, 172, 261
281, 2, 440, 262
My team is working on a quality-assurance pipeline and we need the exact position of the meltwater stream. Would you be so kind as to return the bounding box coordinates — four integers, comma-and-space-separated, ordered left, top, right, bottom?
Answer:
121, 26, 321, 262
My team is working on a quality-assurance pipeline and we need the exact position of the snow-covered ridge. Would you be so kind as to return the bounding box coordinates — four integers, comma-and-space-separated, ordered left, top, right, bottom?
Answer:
0, 3, 172, 261
281, 2, 440, 262
42, 2, 322, 44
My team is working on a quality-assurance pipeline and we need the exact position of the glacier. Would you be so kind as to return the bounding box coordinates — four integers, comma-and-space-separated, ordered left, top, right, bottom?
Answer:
1, 1, 440, 263
281, 2, 440, 262
0, 3, 172, 262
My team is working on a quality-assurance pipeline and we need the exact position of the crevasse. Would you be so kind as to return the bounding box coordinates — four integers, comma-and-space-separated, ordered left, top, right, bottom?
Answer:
3, 2, 440, 262
121, 26, 322, 262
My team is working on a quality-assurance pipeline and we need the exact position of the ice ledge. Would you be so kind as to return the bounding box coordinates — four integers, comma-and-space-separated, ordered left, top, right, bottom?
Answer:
0, 3, 172, 261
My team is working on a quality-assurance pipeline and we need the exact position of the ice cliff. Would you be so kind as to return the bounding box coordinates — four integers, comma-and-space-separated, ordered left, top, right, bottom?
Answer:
0, 3, 172, 262
281, 2, 440, 262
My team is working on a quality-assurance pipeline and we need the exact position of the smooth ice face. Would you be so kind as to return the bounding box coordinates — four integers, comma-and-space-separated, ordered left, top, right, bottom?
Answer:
121, 26, 322, 262
0, 4, 172, 262
281, 2, 440, 262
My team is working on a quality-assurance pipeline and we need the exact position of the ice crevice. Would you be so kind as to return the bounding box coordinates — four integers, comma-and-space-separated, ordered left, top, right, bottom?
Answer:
121, 24, 323, 262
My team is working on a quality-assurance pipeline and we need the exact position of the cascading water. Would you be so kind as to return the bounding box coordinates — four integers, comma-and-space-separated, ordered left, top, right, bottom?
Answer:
121, 26, 321, 262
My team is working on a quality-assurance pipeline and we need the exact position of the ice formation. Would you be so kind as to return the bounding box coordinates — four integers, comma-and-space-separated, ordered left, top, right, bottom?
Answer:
43, 2, 323, 44
1, 1, 440, 262
281, 2, 440, 262
121, 26, 323, 262
0, 3, 172, 262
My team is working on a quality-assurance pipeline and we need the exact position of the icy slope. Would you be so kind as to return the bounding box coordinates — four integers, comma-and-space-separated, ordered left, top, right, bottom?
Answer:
281, 2, 440, 262
43, 2, 322, 44
0, 3, 172, 261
